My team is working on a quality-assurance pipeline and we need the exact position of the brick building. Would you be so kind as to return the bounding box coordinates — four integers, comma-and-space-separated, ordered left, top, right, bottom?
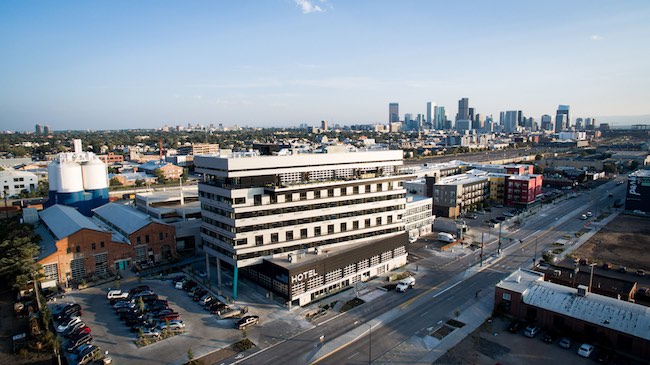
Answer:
495, 269, 650, 359
36, 204, 175, 286
505, 174, 543, 208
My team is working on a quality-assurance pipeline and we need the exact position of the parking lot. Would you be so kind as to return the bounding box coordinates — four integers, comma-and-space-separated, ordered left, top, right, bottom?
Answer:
56, 275, 312, 365
435, 316, 628, 365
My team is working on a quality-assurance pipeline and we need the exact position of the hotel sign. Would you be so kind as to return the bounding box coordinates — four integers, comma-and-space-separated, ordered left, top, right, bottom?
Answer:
291, 269, 318, 284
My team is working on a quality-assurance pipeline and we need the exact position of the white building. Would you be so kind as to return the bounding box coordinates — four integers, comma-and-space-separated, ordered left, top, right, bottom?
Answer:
0, 170, 38, 197
404, 195, 434, 238
194, 149, 411, 306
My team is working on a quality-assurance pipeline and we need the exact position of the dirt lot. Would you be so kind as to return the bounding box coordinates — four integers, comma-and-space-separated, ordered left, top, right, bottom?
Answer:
572, 214, 650, 271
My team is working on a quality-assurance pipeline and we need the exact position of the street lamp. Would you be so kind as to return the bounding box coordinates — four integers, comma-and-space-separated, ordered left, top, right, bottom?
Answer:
354, 320, 373, 364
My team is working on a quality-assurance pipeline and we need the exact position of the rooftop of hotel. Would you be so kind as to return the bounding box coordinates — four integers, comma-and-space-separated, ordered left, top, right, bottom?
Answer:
630, 169, 650, 177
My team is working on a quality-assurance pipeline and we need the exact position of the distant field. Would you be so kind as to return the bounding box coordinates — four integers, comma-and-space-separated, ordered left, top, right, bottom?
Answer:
573, 214, 650, 270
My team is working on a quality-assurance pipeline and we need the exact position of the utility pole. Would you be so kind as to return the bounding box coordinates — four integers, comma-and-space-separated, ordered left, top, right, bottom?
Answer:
497, 222, 503, 255
480, 232, 485, 267
533, 237, 538, 265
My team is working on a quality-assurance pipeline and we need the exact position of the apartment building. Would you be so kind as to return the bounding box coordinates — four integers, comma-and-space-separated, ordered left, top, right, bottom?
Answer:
505, 174, 543, 208
432, 171, 490, 218
194, 149, 410, 306
404, 195, 434, 238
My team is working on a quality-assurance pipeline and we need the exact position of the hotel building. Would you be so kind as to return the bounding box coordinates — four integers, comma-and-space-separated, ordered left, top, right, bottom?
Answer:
194, 148, 411, 307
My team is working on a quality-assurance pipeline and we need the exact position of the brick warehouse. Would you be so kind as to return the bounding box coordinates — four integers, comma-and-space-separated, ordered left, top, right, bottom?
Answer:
36, 204, 175, 286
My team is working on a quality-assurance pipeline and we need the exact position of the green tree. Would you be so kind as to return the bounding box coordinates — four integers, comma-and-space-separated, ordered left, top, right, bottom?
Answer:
0, 219, 43, 289
135, 179, 145, 187
109, 177, 123, 187
154, 169, 166, 184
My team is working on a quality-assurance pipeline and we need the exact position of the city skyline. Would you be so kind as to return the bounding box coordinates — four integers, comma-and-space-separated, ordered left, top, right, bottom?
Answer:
1, 0, 650, 131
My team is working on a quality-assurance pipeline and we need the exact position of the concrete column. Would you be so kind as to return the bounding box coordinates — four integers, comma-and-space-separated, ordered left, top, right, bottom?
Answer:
205, 252, 211, 288
216, 256, 222, 287
233, 266, 239, 300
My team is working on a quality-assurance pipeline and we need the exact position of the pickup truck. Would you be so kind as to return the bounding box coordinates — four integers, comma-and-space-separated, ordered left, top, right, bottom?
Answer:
396, 276, 416, 292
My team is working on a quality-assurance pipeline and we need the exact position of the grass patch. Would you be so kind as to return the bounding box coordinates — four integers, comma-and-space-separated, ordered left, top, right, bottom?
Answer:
340, 297, 365, 313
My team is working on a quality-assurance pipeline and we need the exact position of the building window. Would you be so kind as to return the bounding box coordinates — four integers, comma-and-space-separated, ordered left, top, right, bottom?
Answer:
235, 197, 246, 204
376, 217, 382, 225
314, 190, 321, 199
387, 216, 393, 224
314, 227, 321, 236
66, 247, 71, 254
353, 221, 359, 229
159, 232, 163, 241
271, 233, 279, 243
285, 194, 292, 202
137, 236, 141, 244
286, 231, 293, 241
255, 236, 263, 246
365, 219, 371, 227
328, 224, 334, 234
91, 243, 96, 250
145, 235, 150, 244
300, 192, 307, 200
300, 228, 308, 238
76, 246, 81, 253
100, 241, 105, 248
327, 189, 334, 197
340, 222, 347, 231
254, 195, 262, 205
353, 186, 359, 194
341, 188, 347, 196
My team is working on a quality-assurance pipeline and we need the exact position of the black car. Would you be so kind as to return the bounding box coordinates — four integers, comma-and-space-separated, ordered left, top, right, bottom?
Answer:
129, 285, 150, 294
52, 303, 81, 316
542, 331, 557, 343
64, 334, 92, 353
192, 289, 208, 301
183, 280, 197, 291
124, 314, 147, 325
507, 320, 523, 333
495, 216, 506, 222
55, 305, 82, 321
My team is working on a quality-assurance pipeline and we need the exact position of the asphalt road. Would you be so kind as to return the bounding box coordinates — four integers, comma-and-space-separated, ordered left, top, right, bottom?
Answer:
236, 179, 622, 365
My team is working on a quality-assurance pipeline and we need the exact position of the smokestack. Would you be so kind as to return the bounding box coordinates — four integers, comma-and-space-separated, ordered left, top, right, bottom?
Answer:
73, 139, 82, 154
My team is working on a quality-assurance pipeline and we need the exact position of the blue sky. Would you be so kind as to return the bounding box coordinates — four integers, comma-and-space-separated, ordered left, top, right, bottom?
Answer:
1, 0, 649, 131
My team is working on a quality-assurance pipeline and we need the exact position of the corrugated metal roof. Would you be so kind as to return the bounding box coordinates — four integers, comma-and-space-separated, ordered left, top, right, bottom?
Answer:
523, 281, 650, 341
92, 203, 151, 234
39, 204, 103, 239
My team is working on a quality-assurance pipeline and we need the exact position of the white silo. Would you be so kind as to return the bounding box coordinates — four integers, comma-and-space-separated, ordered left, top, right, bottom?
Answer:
82, 157, 109, 199
56, 160, 84, 205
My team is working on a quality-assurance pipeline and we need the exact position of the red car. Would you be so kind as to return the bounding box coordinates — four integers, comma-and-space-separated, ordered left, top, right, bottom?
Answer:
65, 326, 91, 339
158, 313, 180, 321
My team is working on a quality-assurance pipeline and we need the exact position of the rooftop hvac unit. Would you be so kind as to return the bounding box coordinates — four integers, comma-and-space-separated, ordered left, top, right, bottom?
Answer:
288, 254, 294, 263
577, 285, 588, 297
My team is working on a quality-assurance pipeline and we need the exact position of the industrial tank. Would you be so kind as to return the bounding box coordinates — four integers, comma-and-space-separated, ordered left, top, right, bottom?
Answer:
55, 160, 84, 205
82, 158, 108, 191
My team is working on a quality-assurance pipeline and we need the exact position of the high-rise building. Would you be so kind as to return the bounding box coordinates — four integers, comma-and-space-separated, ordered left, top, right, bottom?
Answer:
434, 106, 446, 130
43, 125, 51, 135
541, 115, 553, 131
389, 103, 399, 123
575, 118, 583, 131
195, 149, 410, 306
321, 120, 329, 131
35, 124, 43, 135
556, 105, 570, 131
472, 114, 485, 130
456, 98, 470, 121
503, 111, 519, 133
426, 102, 434, 127
468, 107, 475, 122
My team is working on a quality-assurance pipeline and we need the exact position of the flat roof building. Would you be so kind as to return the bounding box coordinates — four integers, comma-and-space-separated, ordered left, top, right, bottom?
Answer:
195, 149, 411, 306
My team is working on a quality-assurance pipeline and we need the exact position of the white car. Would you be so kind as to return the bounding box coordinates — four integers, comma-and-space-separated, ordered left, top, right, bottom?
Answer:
57, 316, 82, 333
158, 320, 186, 331
585, 211, 593, 217
577, 343, 594, 357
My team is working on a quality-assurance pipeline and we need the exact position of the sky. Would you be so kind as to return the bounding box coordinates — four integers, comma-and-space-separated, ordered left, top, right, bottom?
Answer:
1, 0, 650, 131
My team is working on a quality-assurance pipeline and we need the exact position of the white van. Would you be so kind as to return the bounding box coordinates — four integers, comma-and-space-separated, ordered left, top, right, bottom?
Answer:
107, 290, 129, 301
438, 232, 456, 243
396, 276, 416, 292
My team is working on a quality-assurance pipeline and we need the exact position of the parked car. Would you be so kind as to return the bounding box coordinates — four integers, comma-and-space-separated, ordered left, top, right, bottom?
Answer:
132, 290, 155, 298
637, 269, 646, 277
559, 337, 573, 349
199, 294, 213, 306
62, 321, 87, 338
113, 300, 135, 310
503, 211, 515, 217
57, 316, 82, 333
586, 211, 593, 217
158, 320, 186, 331
192, 289, 208, 301
236, 315, 259, 330
524, 325, 540, 338
619, 266, 628, 273
156, 312, 180, 322
76, 346, 102, 365
183, 281, 198, 291
577, 343, 594, 357
55, 306, 82, 321
107, 289, 129, 301
129, 285, 150, 294
65, 325, 91, 339
52, 303, 81, 316
196, 270, 207, 278
70, 343, 96, 357
175, 280, 187, 289
64, 333, 92, 352
542, 332, 557, 344
507, 320, 523, 333
139, 328, 161, 339
580, 214, 588, 220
